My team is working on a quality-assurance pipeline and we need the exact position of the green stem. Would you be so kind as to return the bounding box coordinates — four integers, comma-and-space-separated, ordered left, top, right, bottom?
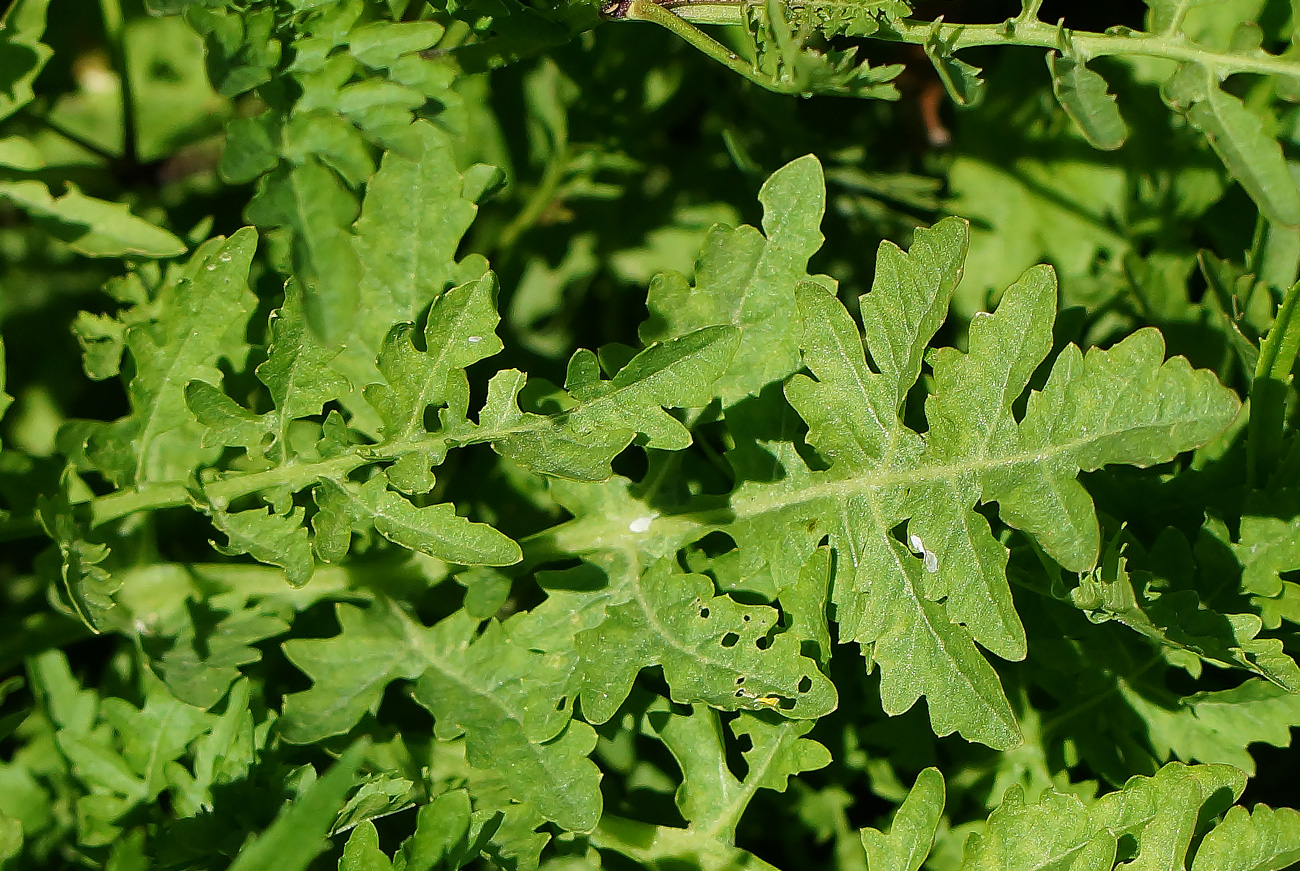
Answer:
75, 410, 597, 531
589, 815, 781, 870
15, 106, 121, 163
495, 145, 570, 255
1038, 655, 1163, 738
622, 0, 805, 94
635, 1, 1300, 83
98, 0, 136, 165
879, 15, 1300, 78
1248, 279, 1300, 488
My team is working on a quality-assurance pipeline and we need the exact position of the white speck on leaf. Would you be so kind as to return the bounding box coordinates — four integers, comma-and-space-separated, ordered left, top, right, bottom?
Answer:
628, 513, 658, 533
468, 336, 483, 344
909, 533, 939, 573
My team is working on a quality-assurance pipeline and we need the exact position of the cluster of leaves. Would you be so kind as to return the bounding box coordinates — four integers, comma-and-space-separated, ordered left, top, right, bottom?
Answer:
644, 0, 1300, 228
2, 0, 1300, 870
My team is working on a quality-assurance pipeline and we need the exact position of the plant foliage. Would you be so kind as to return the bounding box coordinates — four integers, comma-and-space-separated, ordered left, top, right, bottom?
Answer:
2, 0, 1300, 869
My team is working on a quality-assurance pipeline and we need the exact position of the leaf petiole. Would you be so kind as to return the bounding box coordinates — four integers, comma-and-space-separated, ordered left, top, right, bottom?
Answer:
613, 0, 804, 93
608, 0, 1300, 90
1249, 279, 1300, 488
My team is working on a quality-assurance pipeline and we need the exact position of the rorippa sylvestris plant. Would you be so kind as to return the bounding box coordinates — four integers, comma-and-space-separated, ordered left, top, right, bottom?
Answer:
2, 0, 1300, 869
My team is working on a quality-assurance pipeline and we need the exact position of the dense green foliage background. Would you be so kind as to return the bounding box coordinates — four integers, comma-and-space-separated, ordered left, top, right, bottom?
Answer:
3, 0, 1300, 869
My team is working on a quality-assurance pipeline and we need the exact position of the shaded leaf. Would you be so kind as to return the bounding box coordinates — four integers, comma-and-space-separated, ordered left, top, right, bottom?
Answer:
228, 743, 366, 871
0, 181, 186, 258
860, 768, 944, 871
1047, 52, 1128, 151
1188, 86, 1300, 226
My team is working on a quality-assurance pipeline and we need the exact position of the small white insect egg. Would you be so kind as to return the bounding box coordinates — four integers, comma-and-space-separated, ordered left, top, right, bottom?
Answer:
628, 512, 658, 533
909, 533, 939, 573
467, 336, 483, 344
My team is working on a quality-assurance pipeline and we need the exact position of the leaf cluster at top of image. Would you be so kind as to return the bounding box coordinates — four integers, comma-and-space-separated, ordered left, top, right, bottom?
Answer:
1, 0, 1300, 869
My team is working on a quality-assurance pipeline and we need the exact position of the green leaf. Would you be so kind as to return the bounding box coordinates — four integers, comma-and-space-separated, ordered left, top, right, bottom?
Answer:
962, 763, 1244, 871
0, 811, 20, 865
184, 677, 256, 804
924, 21, 984, 108
76, 229, 257, 486
98, 681, 211, 800
859, 768, 944, 871
364, 273, 505, 487
1234, 493, 1300, 626
228, 743, 366, 871
1121, 679, 1300, 774
393, 789, 500, 871
0, 134, 42, 170
147, 601, 290, 709
640, 154, 828, 403
186, 5, 282, 97
255, 281, 353, 443
125, 14, 226, 162
728, 711, 832, 794
331, 772, 419, 836
36, 479, 122, 632
283, 111, 376, 188
560, 325, 740, 450
778, 235, 1236, 748
0, 0, 53, 122
1249, 279, 1300, 485
476, 369, 633, 482
188, 280, 350, 464
1047, 52, 1128, 151
0, 181, 186, 258
281, 602, 428, 743
246, 159, 361, 343
211, 505, 315, 587
785, 265, 1025, 748
1071, 532, 1300, 689
653, 704, 829, 840
316, 474, 521, 567
411, 613, 603, 833
341, 822, 392, 871
1192, 805, 1300, 871
857, 217, 968, 410
284, 601, 601, 834
994, 322, 1244, 571
220, 110, 281, 184
348, 20, 444, 68
72, 312, 128, 381
574, 557, 836, 724
1188, 85, 1300, 226
343, 120, 485, 430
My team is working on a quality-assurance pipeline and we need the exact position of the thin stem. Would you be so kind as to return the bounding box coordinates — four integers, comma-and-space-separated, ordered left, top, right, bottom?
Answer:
1017, 0, 1044, 24
1249, 278, 1300, 487
649, 1, 1300, 82
16, 106, 121, 163
495, 145, 570, 256
98, 0, 136, 165
1161, 0, 1195, 38
1039, 655, 1163, 737
878, 16, 1300, 79
623, 0, 803, 94
66, 408, 606, 532
90, 482, 191, 528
